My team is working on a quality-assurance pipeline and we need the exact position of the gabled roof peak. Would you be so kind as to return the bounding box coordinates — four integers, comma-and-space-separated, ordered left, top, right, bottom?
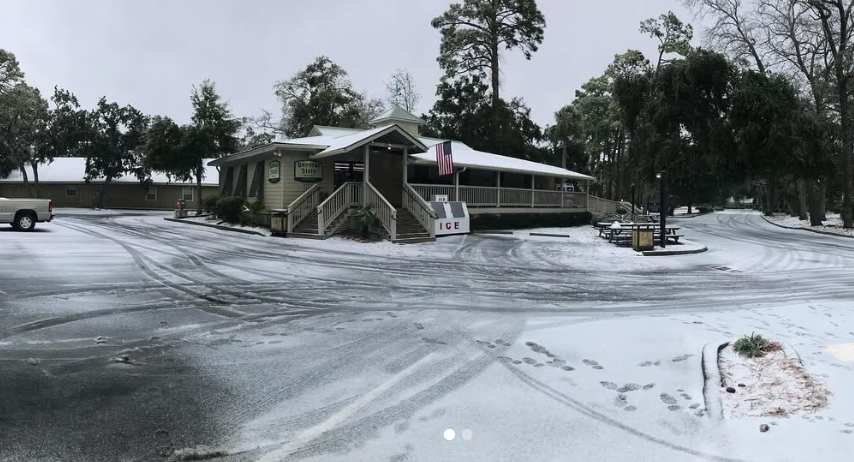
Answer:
369, 104, 425, 126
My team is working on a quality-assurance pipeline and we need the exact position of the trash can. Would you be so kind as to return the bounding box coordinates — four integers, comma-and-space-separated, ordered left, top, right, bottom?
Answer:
270, 209, 287, 236
174, 199, 188, 219
632, 228, 654, 251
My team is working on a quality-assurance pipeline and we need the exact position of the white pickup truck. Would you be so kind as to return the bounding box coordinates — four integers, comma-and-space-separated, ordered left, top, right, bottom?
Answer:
0, 198, 54, 231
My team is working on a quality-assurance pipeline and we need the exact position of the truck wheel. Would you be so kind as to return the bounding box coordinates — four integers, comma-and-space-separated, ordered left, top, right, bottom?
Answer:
15, 213, 36, 231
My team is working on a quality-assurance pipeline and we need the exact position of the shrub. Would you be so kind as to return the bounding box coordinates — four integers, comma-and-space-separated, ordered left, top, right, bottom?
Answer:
470, 212, 592, 231
241, 200, 266, 226
215, 196, 244, 224
697, 206, 713, 214
733, 333, 772, 358
615, 207, 629, 215
354, 203, 382, 238
202, 195, 220, 214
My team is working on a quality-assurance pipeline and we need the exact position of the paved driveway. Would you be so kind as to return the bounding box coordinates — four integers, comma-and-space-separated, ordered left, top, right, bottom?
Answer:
1, 210, 853, 462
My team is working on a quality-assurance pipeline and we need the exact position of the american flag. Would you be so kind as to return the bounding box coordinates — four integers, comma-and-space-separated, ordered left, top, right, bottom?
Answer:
435, 140, 454, 176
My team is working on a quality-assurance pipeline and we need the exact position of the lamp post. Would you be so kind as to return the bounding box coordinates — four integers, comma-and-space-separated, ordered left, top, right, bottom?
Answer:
657, 171, 667, 248
631, 183, 636, 222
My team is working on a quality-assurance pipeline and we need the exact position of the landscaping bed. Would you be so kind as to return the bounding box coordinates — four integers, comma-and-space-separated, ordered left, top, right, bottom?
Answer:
717, 335, 829, 419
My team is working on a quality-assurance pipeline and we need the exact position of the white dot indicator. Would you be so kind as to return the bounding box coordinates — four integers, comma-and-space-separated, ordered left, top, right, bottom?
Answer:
444, 429, 455, 440
462, 429, 472, 440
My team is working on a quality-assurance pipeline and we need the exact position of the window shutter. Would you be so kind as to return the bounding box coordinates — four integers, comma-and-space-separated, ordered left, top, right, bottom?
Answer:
234, 164, 248, 198
221, 167, 234, 196
248, 160, 264, 199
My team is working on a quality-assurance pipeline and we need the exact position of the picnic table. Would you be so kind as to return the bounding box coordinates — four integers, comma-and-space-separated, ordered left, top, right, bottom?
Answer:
597, 222, 683, 244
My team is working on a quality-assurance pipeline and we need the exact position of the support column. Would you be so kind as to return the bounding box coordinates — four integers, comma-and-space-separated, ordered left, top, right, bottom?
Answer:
531, 175, 536, 208
560, 176, 565, 208
496, 171, 501, 207
454, 169, 460, 201
402, 148, 408, 185
363, 144, 370, 206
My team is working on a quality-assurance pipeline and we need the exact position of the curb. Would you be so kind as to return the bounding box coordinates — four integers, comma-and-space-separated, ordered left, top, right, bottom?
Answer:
761, 215, 854, 239
529, 232, 571, 238
164, 217, 267, 236
642, 241, 708, 256
472, 230, 515, 235
701, 341, 728, 420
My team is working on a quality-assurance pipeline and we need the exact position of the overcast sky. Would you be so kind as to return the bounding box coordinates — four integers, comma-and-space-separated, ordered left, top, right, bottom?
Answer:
0, 0, 695, 129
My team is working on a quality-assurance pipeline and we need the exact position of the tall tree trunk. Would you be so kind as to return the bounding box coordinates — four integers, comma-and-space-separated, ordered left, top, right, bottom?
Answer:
687, 204, 693, 215
765, 171, 777, 216
31, 161, 40, 198
807, 180, 823, 226
491, 42, 500, 107
20, 163, 29, 188
839, 75, 853, 227
99, 177, 110, 210
797, 178, 808, 220
196, 164, 203, 215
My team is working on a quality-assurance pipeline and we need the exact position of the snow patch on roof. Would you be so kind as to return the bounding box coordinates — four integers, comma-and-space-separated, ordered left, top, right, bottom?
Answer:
0, 157, 219, 185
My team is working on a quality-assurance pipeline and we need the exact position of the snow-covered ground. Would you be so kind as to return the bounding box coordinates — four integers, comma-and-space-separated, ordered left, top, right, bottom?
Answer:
2, 210, 853, 461
765, 213, 854, 238
181, 214, 274, 237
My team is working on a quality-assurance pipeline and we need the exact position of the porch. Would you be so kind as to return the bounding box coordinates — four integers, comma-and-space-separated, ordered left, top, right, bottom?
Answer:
409, 183, 588, 213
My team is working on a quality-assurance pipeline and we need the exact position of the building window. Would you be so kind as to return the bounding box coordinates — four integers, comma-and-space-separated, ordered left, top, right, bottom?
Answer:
66, 186, 78, 197
182, 186, 194, 202
145, 186, 157, 201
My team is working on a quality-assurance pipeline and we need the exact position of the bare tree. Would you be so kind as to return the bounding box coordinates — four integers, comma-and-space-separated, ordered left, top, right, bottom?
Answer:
385, 68, 421, 112
805, 0, 854, 228
685, 0, 768, 72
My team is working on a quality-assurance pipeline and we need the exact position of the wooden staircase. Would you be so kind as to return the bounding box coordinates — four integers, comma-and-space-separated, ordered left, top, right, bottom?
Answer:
392, 208, 434, 244
290, 210, 323, 239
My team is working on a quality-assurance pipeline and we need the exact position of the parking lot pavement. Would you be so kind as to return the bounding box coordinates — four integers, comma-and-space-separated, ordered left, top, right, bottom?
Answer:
1, 210, 853, 462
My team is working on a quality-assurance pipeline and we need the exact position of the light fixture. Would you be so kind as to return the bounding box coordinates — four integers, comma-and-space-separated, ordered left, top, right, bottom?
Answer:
656, 172, 662, 179
387, 144, 392, 151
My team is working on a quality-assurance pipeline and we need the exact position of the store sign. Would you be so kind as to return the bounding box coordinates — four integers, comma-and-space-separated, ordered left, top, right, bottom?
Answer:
268, 160, 281, 183
295, 160, 323, 183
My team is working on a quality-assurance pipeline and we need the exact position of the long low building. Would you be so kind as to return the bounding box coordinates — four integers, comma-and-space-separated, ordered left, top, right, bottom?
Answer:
210, 105, 596, 242
0, 158, 219, 210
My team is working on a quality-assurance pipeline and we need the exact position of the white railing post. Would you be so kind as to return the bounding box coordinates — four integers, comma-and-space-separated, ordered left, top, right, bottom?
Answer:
531, 175, 535, 208
287, 211, 294, 233
496, 172, 502, 208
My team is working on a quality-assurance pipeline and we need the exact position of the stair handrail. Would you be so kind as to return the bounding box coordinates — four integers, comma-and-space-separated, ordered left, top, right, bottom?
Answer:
287, 184, 321, 233
365, 181, 397, 240
316, 182, 362, 235
402, 183, 437, 238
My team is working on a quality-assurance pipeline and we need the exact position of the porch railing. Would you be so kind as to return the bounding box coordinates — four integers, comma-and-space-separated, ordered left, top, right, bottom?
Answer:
459, 185, 499, 206
402, 184, 437, 238
365, 181, 397, 240
410, 183, 588, 209
587, 195, 631, 215
287, 184, 321, 233
317, 182, 362, 235
411, 184, 454, 201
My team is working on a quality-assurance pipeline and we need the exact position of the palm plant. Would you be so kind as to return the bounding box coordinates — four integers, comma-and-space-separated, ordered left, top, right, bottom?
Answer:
354, 203, 382, 238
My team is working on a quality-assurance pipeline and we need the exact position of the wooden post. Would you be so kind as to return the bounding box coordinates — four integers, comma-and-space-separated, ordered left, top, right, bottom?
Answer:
496, 171, 501, 208
454, 169, 460, 201
560, 176, 565, 208
531, 175, 536, 208
363, 144, 370, 206
402, 147, 408, 185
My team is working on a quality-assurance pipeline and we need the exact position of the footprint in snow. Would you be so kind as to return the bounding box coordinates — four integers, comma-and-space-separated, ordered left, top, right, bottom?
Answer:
600, 381, 619, 390
614, 394, 628, 408
617, 383, 641, 393
624, 406, 637, 412
672, 355, 694, 363
643, 383, 656, 390
660, 393, 678, 405
494, 339, 511, 347
583, 359, 604, 370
